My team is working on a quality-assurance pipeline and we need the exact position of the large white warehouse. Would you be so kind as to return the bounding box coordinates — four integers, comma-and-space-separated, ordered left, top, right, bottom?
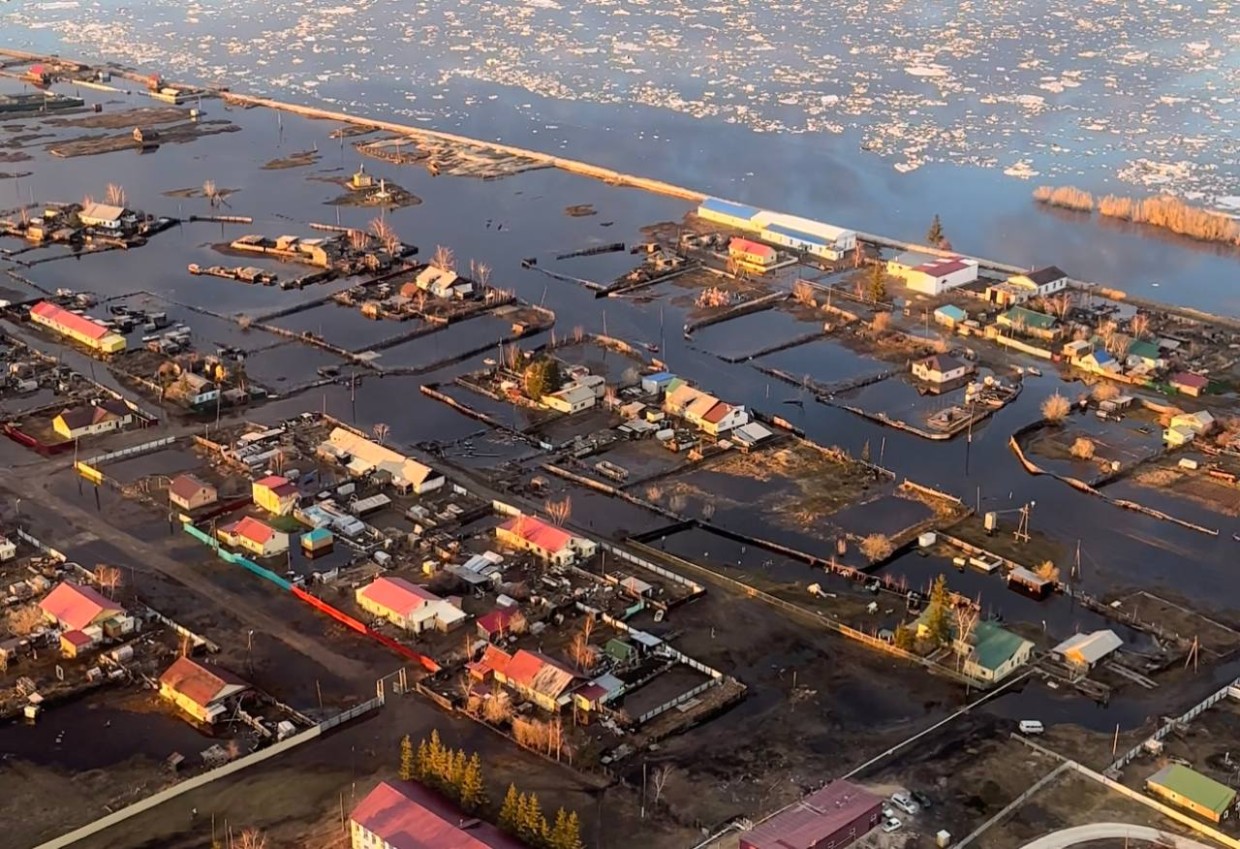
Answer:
887, 251, 979, 295
695, 198, 857, 261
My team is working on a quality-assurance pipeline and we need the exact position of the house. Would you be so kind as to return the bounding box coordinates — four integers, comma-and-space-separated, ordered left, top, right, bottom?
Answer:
571, 672, 625, 713
495, 515, 597, 567
1172, 410, 1216, 436
29, 301, 126, 354
887, 252, 978, 295
542, 383, 596, 414
410, 265, 474, 299
173, 372, 219, 408
0, 536, 15, 563
53, 399, 134, 440
252, 475, 299, 516
476, 605, 527, 641
471, 646, 579, 712
1164, 424, 1197, 448
350, 779, 527, 849
158, 656, 249, 723
1146, 764, 1236, 823
641, 371, 676, 396
168, 474, 217, 511
320, 427, 444, 494
996, 306, 1060, 340
733, 421, 774, 451
355, 576, 466, 634
934, 304, 967, 329
1171, 372, 1209, 398
1126, 339, 1165, 371
219, 516, 289, 558
740, 781, 883, 849
728, 237, 777, 272
986, 266, 1069, 306
77, 202, 131, 232
1052, 630, 1122, 670
911, 354, 973, 384
699, 400, 750, 436
957, 620, 1033, 683
1062, 338, 1094, 360
40, 580, 125, 632
1078, 348, 1121, 375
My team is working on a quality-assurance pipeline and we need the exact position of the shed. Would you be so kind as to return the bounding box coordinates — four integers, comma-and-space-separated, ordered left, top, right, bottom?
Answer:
1052, 629, 1122, 669
1146, 764, 1236, 822
934, 304, 967, 327
641, 371, 675, 396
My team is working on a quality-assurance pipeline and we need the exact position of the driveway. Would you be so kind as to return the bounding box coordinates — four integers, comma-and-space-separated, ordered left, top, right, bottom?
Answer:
1020, 822, 1220, 849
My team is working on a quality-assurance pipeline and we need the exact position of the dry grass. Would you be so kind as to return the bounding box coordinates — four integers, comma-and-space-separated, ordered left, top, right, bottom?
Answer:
1070, 437, 1096, 460
1099, 194, 1240, 244
1041, 393, 1071, 423
1033, 185, 1095, 212
859, 533, 894, 562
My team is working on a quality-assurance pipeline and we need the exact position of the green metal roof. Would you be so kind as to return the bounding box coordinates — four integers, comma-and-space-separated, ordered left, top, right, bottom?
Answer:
1148, 764, 1236, 814
969, 621, 1030, 671
1127, 339, 1161, 360
1000, 306, 1058, 330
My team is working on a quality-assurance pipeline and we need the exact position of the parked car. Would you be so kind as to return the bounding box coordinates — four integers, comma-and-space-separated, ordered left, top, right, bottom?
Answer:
890, 791, 919, 815
1019, 720, 1045, 735
911, 790, 933, 810
882, 817, 903, 834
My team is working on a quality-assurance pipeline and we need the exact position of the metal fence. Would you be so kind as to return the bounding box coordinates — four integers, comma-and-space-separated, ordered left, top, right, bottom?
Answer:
84, 435, 177, 467
1111, 677, 1240, 771
636, 679, 719, 725
599, 542, 705, 593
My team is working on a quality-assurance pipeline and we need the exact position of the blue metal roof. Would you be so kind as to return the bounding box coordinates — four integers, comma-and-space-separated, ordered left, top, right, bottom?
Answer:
700, 197, 762, 221
935, 305, 966, 320
761, 222, 830, 246
303, 526, 333, 542
644, 371, 674, 382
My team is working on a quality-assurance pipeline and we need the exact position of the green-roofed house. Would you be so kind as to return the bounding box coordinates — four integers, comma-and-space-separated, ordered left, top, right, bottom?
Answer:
955, 620, 1033, 683
1126, 339, 1165, 371
996, 306, 1061, 341
1146, 763, 1236, 823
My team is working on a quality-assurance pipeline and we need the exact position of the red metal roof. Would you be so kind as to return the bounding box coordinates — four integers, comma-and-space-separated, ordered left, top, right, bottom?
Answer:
351, 780, 528, 849
470, 644, 513, 678
255, 475, 288, 488
743, 781, 883, 849
499, 515, 573, 555
39, 580, 124, 631
169, 474, 215, 503
358, 576, 439, 618
701, 401, 733, 424
61, 629, 93, 647
503, 649, 577, 698
728, 237, 776, 259
477, 606, 522, 635
159, 655, 248, 708
917, 257, 970, 277
30, 301, 111, 341
1172, 372, 1208, 388
233, 516, 277, 545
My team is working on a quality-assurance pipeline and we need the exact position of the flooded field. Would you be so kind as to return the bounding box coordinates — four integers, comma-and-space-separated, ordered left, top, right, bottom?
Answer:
271, 302, 413, 352
689, 308, 818, 360
756, 336, 890, 387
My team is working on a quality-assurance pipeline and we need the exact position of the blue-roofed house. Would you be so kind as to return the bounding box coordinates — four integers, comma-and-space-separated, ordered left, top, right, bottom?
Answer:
1079, 348, 1121, 375
641, 371, 676, 396
934, 304, 967, 328
696, 198, 763, 230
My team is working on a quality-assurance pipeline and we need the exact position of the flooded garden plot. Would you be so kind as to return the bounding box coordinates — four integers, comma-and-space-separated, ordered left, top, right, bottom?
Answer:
108, 294, 284, 353
615, 664, 713, 722
549, 337, 648, 384
243, 342, 350, 389
688, 307, 822, 361
269, 301, 416, 352
101, 446, 205, 486
755, 335, 891, 389
1020, 410, 1166, 481
376, 312, 530, 372
1106, 450, 1240, 521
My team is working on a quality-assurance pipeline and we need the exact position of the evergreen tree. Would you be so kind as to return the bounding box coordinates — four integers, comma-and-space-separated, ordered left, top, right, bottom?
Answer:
860, 439, 871, 462
415, 737, 431, 780
460, 753, 486, 813
893, 626, 916, 651
427, 730, 449, 786
522, 792, 547, 846
927, 214, 945, 246
498, 784, 521, 834
559, 811, 584, 849
924, 574, 953, 645
399, 734, 415, 782
448, 749, 468, 798
866, 262, 887, 303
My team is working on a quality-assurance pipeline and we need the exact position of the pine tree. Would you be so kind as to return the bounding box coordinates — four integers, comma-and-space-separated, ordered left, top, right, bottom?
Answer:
559, 811, 584, 849
460, 753, 486, 812
427, 729, 449, 786
927, 214, 944, 246
399, 734, 414, 782
866, 261, 886, 303
498, 784, 521, 834
415, 737, 431, 780
447, 749, 468, 799
522, 792, 547, 846
924, 574, 953, 645
549, 809, 572, 849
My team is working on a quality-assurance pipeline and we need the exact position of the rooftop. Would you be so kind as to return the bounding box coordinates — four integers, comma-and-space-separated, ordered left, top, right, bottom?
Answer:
1053, 630, 1123, 664
1001, 305, 1059, 330
729, 237, 776, 258
1018, 265, 1068, 286
39, 581, 124, 631
1148, 764, 1236, 815
699, 197, 762, 221
968, 620, 1031, 672
169, 474, 215, 502
498, 515, 574, 555
159, 656, 248, 708
744, 781, 883, 849
30, 301, 114, 341
358, 576, 442, 618
351, 780, 528, 849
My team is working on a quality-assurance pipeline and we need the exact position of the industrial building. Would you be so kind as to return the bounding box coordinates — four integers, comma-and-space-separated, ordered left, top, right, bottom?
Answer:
696, 197, 857, 261
29, 301, 127, 354
1146, 764, 1236, 823
740, 781, 883, 849
886, 251, 979, 295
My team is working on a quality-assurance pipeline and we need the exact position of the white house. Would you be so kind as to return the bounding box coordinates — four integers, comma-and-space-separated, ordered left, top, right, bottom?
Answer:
321, 427, 445, 495
355, 576, 466, 634
78, 202, 132, 232
543, 383, 596, 414
912, 354, 973, 384
699, 401, 749, 436
887, 252, 979, 295
986, 266, 1069, 307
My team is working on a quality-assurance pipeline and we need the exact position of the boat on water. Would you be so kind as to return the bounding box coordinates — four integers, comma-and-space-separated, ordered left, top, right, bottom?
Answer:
1027, 366, 1042, 377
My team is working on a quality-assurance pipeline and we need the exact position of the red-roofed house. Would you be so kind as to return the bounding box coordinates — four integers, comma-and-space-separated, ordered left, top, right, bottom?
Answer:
469, 646, 579, 712
350, 780, 527, 849
252, 474, 299, 516
219, 516, 289, 557
476, 605, 527, 641
887, 251, 979, 295
29, 301, 126, 354
699, 400, 750, 436
741, 781, 883, 849
356, 576, 467, 634
1171, 372, 1209, 398
40, 580, 125, 632
495, 515, 597, 567
728, 237, 778, 272
159, 656, 250, 723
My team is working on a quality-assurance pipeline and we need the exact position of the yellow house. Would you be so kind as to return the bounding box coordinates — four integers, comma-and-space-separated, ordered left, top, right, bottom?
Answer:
252, 475, 298, 516
219, 516, 289, 558
158, 656, 249, 723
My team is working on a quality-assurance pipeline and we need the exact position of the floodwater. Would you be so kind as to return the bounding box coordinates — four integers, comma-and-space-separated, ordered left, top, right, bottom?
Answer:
756, 337, 890, 387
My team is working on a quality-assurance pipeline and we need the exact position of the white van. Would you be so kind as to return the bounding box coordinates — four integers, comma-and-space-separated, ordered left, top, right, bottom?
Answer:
1019, 720, 1045, 735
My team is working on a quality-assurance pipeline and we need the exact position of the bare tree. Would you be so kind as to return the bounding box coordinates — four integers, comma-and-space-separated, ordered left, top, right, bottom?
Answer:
668, 493, 687, 514
1041, 393, 1070, 423
1070, 437, 1096, 460
432, 244, 456, 273
1091, 382, 1120, 402
105, 183, 126, 208
1035, 560, 1061, 583
373, 422, 390, 445
645, 484, 664, 502
701, 502, 716, 521
482, 689, 514, 724
1129, 312, 1151, 339
859, 533, 894, 562
237, 314, 253, 331
202, 179, 218, 207
237, 828, 268, 849
4, 604, 44, 636
476, 262, 491, 289
347, 229, 369, 252
569, 616, 596, 672
93, 564, 123, 598
544, 497, 572, 527
572, 325, 585, 343
651, 764, 675, 805
870, 311, 891, 333
791, 280, 816, 307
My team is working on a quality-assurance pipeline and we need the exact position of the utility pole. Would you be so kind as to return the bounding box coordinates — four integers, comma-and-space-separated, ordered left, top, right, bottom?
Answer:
1014, 501, 1033, 544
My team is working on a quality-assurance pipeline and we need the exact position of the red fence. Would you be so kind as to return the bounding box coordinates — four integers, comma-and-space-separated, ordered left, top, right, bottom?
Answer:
291, 586, 440, 673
